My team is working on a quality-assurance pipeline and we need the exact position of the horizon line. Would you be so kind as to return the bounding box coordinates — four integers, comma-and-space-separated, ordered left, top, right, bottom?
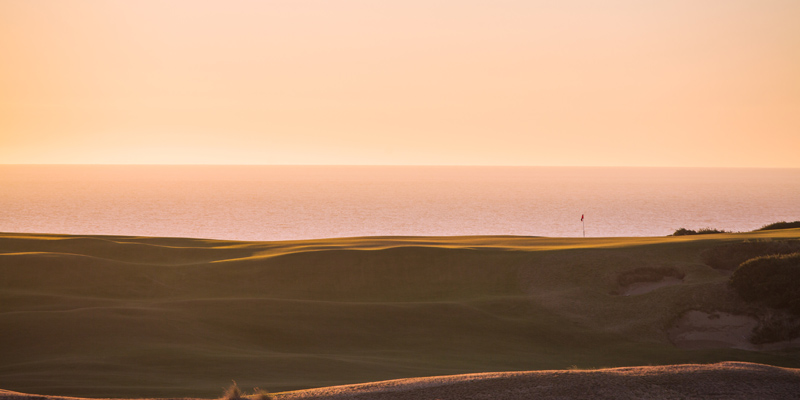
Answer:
1, 163, 799, 169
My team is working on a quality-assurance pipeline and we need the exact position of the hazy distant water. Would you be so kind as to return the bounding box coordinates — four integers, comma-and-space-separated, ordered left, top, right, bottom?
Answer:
1, 165, 798, 241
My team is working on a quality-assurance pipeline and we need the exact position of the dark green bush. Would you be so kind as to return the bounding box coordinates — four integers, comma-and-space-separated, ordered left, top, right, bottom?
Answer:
730, 252, 800, 314
697, 228, 729, 234
671, 227, 728, 236
702, 239, 800, 271
756, 221, 800, 231
672, 228, 696, 236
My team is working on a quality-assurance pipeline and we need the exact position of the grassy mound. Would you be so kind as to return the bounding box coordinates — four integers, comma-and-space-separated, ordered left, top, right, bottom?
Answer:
730, 253, 800, 313
756, 221, 800, 231
2, 230, 800, 397
729, 252, 800, 344
702, 239, 800, 271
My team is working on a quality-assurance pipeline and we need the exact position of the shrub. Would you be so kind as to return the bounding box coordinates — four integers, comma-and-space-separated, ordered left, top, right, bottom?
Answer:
671, 227, 728, 236
756, 221, 800, 231
730, 252, 800, 314
696, 228, 728, 234
702, 239, 800, 271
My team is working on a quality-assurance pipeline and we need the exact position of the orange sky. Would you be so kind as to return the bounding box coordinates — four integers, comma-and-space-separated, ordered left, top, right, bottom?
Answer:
1, 0, 798, 167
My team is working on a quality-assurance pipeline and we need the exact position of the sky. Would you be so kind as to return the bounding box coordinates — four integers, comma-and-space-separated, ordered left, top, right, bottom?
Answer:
1, 0, 799, 167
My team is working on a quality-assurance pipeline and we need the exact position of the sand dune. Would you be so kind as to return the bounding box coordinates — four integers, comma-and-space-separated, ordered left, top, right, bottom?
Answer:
1, 230, 799, 398
279, 362, 800, 400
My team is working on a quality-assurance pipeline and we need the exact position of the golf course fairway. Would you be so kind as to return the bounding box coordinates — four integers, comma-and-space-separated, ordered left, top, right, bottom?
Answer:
1, 229, 799, 397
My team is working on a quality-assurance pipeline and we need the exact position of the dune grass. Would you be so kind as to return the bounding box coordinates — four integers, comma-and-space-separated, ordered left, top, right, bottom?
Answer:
1, 229, 799, 397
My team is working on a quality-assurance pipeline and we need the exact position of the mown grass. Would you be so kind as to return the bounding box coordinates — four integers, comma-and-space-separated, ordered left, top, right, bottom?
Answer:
617, 267, 685, 287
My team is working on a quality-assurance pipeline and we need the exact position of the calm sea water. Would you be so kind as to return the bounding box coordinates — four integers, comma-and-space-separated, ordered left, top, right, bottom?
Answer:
1, 165, 798, 241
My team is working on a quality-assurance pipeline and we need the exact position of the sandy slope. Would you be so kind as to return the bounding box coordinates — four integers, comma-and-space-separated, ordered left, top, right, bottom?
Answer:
1, 363, 798, 400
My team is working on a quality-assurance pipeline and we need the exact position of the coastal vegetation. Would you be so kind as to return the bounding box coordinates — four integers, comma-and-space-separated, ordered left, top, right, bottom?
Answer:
671, 221, 800, 237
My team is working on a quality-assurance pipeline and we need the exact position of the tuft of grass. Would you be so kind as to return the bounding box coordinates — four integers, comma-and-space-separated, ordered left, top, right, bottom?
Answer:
222, 382, 275, 400
222, 381, 243, 400
756, 221, 800, 231
251, 388, 275, 400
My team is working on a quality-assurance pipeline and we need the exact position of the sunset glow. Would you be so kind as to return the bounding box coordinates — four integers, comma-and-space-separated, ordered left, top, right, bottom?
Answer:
1, 0, 799, 167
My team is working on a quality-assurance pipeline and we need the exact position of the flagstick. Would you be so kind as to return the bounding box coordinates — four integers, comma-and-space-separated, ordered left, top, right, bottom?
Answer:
581, 213, 585, 237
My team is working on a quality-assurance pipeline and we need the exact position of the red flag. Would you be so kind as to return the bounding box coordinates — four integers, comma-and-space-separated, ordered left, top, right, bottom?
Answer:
581, 214, 584, 221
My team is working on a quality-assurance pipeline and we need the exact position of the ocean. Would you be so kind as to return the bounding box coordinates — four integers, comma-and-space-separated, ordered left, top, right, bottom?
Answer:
1, 165, 798, 241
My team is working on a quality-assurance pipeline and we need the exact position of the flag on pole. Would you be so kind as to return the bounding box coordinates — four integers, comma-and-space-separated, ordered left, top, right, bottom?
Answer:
581, 214, 584, 222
